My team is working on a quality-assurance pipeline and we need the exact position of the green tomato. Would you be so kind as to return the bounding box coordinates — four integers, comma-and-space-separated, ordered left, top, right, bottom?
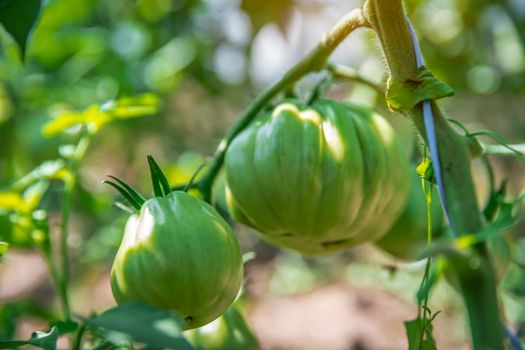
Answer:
110, 191, 243, 329
224, 99, 410, 255
375, 168, 444, 261
185, 304, 259, 350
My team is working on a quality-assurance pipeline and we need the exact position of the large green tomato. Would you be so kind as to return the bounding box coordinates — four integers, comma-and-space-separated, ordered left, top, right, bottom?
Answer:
111, 191, 243, 329
224, 99, 410, 255
185, 304, 259, 350
375, 169, 444, 261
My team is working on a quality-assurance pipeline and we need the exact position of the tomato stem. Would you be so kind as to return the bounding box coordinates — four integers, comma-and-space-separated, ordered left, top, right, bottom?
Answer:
364, 0, 505, 348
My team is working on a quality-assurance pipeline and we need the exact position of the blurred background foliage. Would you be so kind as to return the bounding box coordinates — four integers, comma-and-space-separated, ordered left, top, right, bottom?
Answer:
0, 0, 524, 348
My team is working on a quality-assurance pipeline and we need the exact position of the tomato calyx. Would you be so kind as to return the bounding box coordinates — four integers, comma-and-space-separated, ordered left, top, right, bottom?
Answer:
104, 155, 207, 212
103, 155, 206, 212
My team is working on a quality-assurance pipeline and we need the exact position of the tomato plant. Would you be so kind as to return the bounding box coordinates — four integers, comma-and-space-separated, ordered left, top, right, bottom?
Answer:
0, 0, 524, 349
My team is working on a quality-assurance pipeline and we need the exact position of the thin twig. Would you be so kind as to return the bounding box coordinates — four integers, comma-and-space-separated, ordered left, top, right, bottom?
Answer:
326, 63, 384, 93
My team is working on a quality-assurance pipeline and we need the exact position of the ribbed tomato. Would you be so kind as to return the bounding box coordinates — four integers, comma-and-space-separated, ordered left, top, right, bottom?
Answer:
224, 99, 410, 255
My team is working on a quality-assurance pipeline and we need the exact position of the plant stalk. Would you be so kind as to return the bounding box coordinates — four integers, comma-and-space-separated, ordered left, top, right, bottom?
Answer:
72, 324, 86, 350
364, 0, 505, 348
483, 143, 525, 157
60, 133, 91, 321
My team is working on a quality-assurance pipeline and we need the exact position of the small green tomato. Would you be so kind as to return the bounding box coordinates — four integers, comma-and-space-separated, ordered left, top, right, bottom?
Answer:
185, 304, 259, 350
107, 156, 243, 329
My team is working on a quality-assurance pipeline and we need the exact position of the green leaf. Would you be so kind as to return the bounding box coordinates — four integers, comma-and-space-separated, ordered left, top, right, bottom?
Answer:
43, 94, 161, 137
419, 187, 520, 260
0, 192, 24, 212
0, 242, 8, 256
12, 160, 68, 192
52, 320, 78, 335
105, 93, 161, 119
0, 326, 58, 350
405, 318, 423, 350
386, 66, 454, 111
21, 180, 50, 213
42, 110, 92, 138
405, 315, 438, 350
85, 303, 194, 350
0, 0, 41, 57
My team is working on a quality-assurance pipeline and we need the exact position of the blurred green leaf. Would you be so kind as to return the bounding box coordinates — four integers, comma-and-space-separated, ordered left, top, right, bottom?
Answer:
12, 160, 68, 192
0, 326, 58, 350
0, 242, 8, 256
0, 192, 23, 212
106, 93, 161, 118
21, 180, 49, 213
405, 314, 438, 350
0, 0, 41, 57
85, 302, 194, 350
52, 320, 78, 335
41, 110, 90, 137
43, 93, 161, 137
241, 0, 294, 35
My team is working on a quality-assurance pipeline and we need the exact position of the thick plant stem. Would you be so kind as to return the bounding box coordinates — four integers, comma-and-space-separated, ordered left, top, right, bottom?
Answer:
197, 8, 369, 202
364, 0, 504, 349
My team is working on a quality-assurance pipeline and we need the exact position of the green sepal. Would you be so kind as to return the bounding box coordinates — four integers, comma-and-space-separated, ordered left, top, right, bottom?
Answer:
147, 155, 171, 197
107, 176, 146, 207
103, 179, 143, 211
386, 66, 454, 111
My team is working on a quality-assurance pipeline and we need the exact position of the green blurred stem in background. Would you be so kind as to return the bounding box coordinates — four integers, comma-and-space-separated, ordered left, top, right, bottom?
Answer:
483, 143, 525, 157
364, 0, 505, 349
326, 63, 384, 94
60, 132, 92, 321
